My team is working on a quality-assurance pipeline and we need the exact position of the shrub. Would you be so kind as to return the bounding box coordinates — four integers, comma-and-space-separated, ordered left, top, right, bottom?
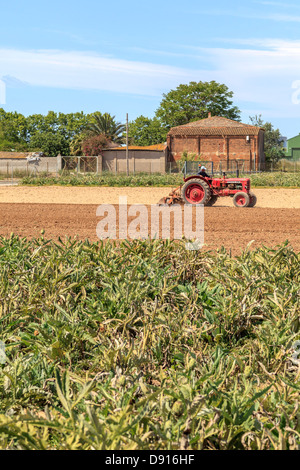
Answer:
82, 134, 110, 156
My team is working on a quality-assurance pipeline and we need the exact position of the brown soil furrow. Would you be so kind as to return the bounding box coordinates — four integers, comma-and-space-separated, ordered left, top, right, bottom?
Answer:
0, 203, 299, 254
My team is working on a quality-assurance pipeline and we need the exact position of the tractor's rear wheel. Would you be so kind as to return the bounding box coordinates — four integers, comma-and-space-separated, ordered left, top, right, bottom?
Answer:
248, 192, 257, 208
182, 179, 211, 205
233, 192, 250, 208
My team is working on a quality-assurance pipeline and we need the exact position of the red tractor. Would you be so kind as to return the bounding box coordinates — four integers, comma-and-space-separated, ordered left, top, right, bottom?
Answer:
159, 173, 257, 207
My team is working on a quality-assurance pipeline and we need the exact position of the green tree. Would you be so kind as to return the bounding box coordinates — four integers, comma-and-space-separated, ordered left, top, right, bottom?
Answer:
87, 113, 125, 144
27, 111, 91, 141
70, 133, 89, 156
56, 112, 91, 141
249, 115, 285, 163
0, 108, 29, 147
0, 133, 28, 151
155, 81, 241, 129
0, 109, 100, 154
26, 111, 95, 156
29, 132, 70, 157
128, 116, 167, 146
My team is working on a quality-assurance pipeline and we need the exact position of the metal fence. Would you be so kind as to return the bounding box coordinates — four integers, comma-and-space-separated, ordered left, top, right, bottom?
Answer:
60, 156, 300, 175
182, 159, 300, 176
266, 159, 300, 172
61, 155, 165, 175
61, 156, 99, 173
0, 156, 299, 183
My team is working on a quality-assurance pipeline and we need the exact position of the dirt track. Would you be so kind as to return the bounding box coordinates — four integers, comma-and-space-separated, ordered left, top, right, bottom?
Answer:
0, 203, 299, 254
1, 186, 300, 208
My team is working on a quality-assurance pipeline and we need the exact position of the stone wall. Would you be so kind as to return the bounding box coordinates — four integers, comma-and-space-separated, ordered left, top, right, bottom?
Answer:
59, 149, 167, 174
0, 157, 59, 174
101, 149, 166, 173
0, 149, 167, 175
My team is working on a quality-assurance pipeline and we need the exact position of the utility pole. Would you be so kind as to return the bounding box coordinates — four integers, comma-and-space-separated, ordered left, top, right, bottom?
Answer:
126, 113, 129, 176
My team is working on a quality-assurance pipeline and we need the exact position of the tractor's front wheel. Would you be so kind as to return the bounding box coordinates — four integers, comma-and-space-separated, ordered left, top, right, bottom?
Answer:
182, 179, 211, 205
233, 192, 250, 208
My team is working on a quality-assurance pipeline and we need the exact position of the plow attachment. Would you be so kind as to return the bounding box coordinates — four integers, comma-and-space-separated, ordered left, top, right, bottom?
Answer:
158, 187, 182, 206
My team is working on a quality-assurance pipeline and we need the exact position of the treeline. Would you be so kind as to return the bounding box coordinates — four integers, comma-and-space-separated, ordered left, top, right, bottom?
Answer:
0, 81, 285, 162
0, 108, 169, 156
0, 81, 242, 156
0, 109, 99, 156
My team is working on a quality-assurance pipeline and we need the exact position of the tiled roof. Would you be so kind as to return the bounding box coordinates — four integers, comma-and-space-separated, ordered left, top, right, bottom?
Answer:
106, 143, 166, 151
168, 116, 263, 136
0, 151, 28, 159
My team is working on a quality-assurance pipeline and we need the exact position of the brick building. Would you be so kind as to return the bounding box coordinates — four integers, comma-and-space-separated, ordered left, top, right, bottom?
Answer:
166, 115, 265, 170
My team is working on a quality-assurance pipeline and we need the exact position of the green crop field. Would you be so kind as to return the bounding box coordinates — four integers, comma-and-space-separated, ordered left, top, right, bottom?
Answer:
0, 236, 299, 450
20, 172, 300, 188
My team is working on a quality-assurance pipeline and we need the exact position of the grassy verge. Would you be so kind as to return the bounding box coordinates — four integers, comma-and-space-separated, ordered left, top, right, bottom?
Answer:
20, 172, 300, 188
20, 172, 183, 187
0, 236, 299, 450
249, 172, 300, 188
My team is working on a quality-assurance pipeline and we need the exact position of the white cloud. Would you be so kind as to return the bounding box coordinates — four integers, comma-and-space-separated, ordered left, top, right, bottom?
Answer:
211, 38, 300, 50
268, 13, 300, 22
254, 1, 300, 8
200, 8, 300, 22
177, 41, 300, 118
221, 46, 298, 118
0, 48, 193, 97
1, 42, 300, 121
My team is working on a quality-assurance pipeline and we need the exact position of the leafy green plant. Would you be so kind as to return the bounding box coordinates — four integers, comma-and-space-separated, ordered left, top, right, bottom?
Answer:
249, 172, 300, 187
20, 172, 184, 187
0, 237, 299, 449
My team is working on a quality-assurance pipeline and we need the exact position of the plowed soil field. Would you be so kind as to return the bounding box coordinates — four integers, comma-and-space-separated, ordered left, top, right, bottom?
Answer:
1, 186, 300, 208
0, 187, 299, 254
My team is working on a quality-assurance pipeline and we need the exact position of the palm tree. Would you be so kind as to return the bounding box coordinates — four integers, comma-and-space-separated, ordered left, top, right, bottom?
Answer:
87, 113, 126, 145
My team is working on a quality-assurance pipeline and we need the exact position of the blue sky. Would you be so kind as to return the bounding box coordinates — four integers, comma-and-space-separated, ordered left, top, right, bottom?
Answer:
1, 0, 300, 138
